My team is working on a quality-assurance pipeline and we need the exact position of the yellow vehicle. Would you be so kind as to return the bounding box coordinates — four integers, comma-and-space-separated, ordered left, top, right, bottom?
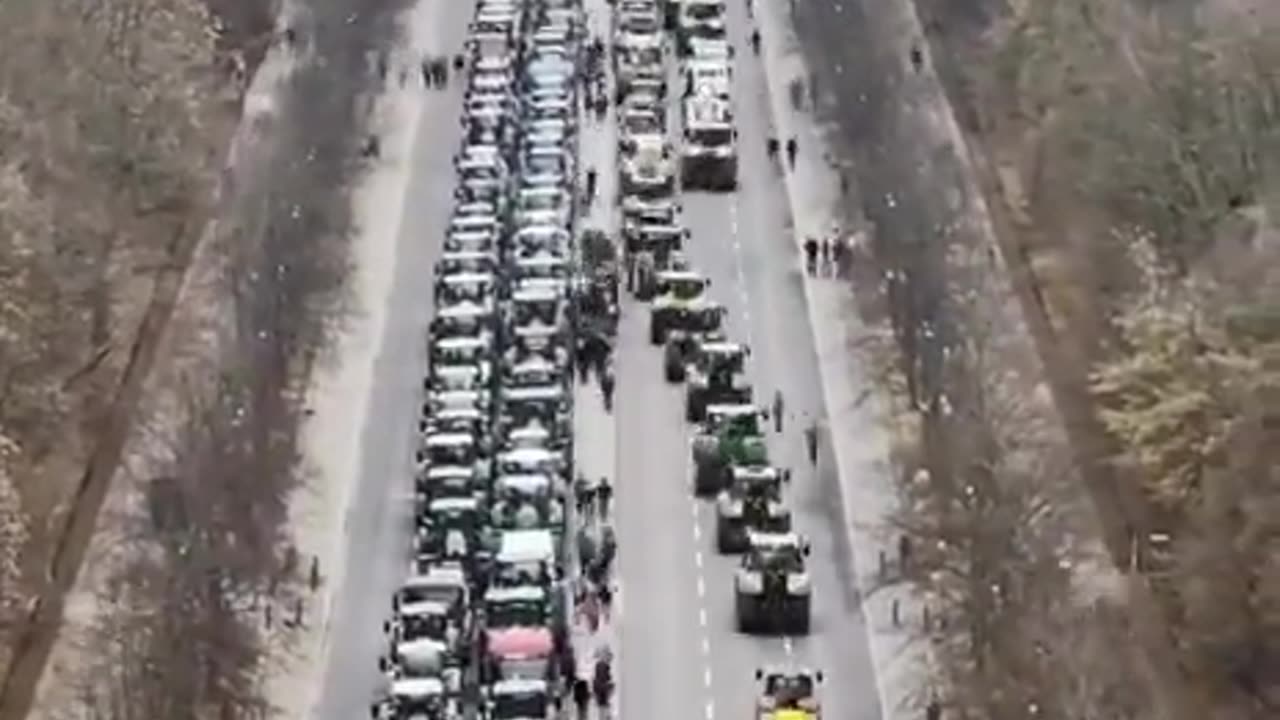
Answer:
755, 667, 823, 720
765, 710, 812, 720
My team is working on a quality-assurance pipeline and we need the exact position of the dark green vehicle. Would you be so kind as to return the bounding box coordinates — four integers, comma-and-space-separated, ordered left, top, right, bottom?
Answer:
691, 405, 769, 496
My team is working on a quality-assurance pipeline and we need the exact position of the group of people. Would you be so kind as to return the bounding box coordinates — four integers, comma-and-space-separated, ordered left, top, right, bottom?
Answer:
802, 233, 850, 278
575, 330, 616, 410
771, 389, 821, 467
565, 473, 618, 720
420, 54, 464, 88
581, 37, 609, 121
766, 135, 800, 169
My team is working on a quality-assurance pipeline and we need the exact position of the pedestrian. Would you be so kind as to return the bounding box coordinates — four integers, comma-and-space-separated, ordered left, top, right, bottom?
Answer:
746, 0, 753, 17
925, 699, 941, 720
598, 581, 614, 618
453, 53, 465, 71
911, 44, 924, 73
420, 58, 431, 86
586, 167, 598, 205
804, 420, 819, 466
772, 389, 785, 433
560, 641, 577, 692
834, 235, 849, 278
750, 29, 760, 55
600, 525, 617, 574
582, 589, 601, 633
601, 363, 616, 413
766, 136, 779, 162
821, 237, 832, 273
803, 237, 818, 276
596, 476, 613, 518
575, 339, 590, 383
592, 656, 614, 715
899, 533, 913, 571
573, 677, 591, 720
575, 474, 595, 517
786, 137, 798, 168
438, 58, 449, 86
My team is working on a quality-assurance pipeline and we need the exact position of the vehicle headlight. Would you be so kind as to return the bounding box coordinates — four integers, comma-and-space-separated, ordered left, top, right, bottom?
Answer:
787, 573, 811, 594
737, 571, 763, 593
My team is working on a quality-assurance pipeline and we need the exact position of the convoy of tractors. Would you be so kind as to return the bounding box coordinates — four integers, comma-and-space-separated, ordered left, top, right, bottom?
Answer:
370, 0, 825, 716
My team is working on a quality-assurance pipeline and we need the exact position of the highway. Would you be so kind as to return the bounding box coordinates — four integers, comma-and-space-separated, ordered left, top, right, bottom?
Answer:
310, 1, 473, 717
612, 2, 885, 720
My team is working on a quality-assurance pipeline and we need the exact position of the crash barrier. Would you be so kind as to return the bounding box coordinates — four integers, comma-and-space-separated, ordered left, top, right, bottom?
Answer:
374, 0, 595, 718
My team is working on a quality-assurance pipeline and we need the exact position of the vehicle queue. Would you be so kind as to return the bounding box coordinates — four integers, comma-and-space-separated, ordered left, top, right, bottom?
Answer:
609, 0, 826, 717
371, 0, 592, 718
367, 0, 826, 716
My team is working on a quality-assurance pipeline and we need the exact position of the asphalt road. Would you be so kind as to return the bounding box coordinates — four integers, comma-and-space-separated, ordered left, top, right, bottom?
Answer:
310, 1, 472, 717
612, 2, 884, 720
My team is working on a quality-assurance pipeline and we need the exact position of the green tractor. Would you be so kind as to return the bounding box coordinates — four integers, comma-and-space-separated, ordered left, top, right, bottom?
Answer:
649, 270, 722, 344
685, 341, 752, 422
691, 405, 769, 496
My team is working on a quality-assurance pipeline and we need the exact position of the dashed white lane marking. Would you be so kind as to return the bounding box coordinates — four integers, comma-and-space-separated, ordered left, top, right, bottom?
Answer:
701, 636, 711, 654
703, 667, 713, 688
695, 551, 704, 569
699, 607, 708, 627
706, 701, 716, 720
693, 522, 702, 541
696, 576, 706, 598
727, 198, 756, 345
783, 637, 795, 656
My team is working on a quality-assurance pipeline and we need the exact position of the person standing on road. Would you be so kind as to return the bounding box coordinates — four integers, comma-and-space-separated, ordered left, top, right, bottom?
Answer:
601, 362, 616, 413
575, 474, 595, 518
834, 235, 850, 278
598, 581, 613, 618
573, 677, 591, 720
585, 167, 598, 206
785, 137, 798, 169
596, 476, 613, 518
750, 29, 760, 55
911, 44, 924, 73
772, 389, 785, 433
804, 419, 819, 466
766, 136, 779, 163
803, 237, 818, 276
592, 656, 614, 717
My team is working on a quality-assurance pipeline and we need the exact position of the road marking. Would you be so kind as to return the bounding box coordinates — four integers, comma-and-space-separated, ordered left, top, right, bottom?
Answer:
693, 522, 702, 541
698, 607, 708, 627
695, 551, 704, 569
696, 576, 706, 597
783, 637, 794, 656
704, 667, 713, 687
690, 502, 699, 517
705, 701, 715, 720
701, 636, 711, 654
